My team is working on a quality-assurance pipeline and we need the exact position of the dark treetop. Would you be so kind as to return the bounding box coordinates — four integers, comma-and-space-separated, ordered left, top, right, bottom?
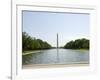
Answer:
22, 32, 52, 52
64, 38, 89, 49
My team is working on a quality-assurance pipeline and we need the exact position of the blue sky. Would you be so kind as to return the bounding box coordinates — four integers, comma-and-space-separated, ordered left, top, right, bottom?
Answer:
23, 11, 89, 47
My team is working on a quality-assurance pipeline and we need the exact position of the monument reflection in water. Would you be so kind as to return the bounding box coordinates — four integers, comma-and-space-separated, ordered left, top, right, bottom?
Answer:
57, 33, 59, 63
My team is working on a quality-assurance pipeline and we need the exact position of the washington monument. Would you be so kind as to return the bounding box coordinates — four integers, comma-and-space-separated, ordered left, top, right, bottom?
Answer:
57, 33, 59, 48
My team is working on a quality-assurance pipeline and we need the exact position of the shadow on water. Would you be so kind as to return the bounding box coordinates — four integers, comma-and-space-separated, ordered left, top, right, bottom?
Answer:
22, 54, 33, 65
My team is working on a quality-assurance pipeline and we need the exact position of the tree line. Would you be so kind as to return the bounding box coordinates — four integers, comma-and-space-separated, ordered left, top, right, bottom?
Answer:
64, 38, 89, 49
22, 32, 52, 52
23, 32, 89, 51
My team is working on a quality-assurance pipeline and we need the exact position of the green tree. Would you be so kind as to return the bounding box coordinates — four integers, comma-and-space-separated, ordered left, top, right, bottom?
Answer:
22, 32, 52, 52
64, 38, 89, 49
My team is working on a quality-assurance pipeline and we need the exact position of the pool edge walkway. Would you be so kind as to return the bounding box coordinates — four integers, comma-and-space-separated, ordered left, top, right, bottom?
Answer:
22, 63, 89, 69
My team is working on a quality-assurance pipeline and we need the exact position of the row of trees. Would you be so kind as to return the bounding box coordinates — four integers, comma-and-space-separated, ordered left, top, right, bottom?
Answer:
23, 32, 89, 51
64, 38, 89, 49
22, 32, 52, 52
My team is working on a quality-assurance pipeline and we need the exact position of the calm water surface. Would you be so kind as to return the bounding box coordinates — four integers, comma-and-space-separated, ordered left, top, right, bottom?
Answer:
22, 49, 89, 65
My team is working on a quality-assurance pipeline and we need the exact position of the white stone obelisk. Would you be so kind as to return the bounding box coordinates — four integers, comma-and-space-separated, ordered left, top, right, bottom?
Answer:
57, 33, 59, 49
